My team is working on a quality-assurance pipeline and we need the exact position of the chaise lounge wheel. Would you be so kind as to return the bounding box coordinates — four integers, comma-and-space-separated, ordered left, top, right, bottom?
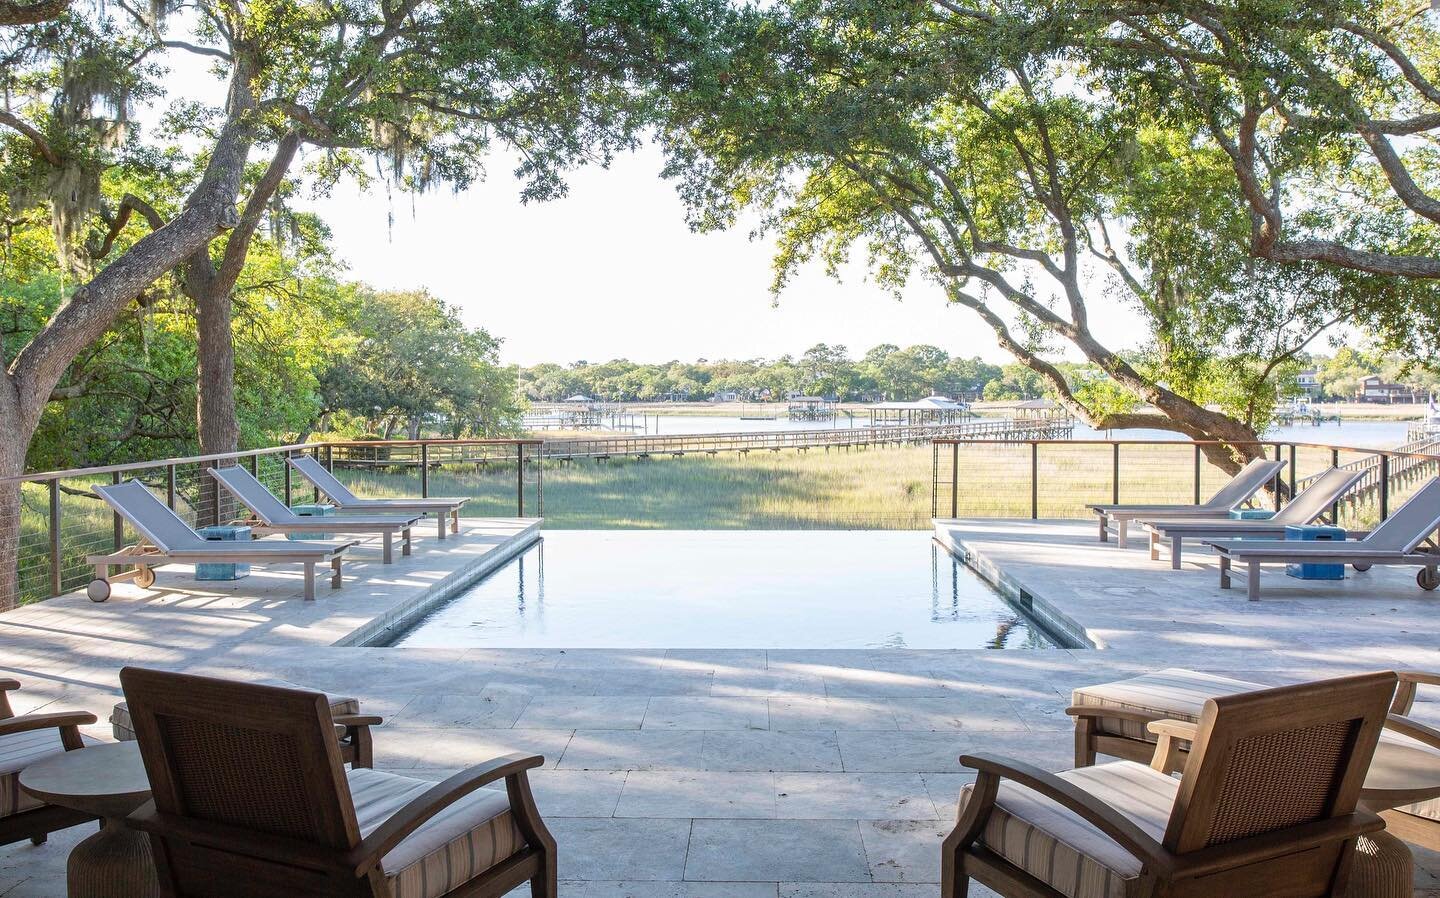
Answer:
1353, 563, 1372, 572
86, 578, 111, 603
134, 565, 155, 589
1418, 568, 1439, 591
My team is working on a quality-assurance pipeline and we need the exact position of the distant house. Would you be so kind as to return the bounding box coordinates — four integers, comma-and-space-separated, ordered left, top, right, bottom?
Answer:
712, 390, 742, 403
1356, 375, 1421, 404
1294, 369, 1321, 397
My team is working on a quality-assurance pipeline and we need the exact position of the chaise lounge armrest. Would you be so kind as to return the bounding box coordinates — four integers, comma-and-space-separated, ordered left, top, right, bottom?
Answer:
954, 752, 1174, 877
349, 752, 545, 876
1392, 671, 1440, 715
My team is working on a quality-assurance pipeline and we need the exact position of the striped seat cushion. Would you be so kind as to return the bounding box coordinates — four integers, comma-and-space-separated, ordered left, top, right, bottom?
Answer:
957, 760, 1177, 898
349, 768, 525, 898
0, 728, 97, 818
111, 683, 360, 742
1072, 669, 1264, 741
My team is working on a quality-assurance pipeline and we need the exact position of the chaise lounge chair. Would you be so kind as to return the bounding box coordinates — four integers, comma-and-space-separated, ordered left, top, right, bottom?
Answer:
209, 465, 421, 564
1086, 457, 1285, 547
943, 672, 1395, 898
1207, 476, 1440, 599
120, 667, 559, 898
85, 479, 358, 602
0, 678, 98, 847
289, 454, 469, 540
1140, 466, 1366, 569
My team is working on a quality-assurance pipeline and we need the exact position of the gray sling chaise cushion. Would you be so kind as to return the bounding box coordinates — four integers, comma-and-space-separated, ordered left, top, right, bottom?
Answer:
85, 479, 356, 600
288, 455, 468, 539
1206, 477, 1440, 599
1085, 458, 1285, 548
1141, 467, 1366, 568
209, 465, 420, 563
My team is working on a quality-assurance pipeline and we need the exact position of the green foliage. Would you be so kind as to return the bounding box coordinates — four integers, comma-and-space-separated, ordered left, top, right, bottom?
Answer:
519, 344, 1002, 402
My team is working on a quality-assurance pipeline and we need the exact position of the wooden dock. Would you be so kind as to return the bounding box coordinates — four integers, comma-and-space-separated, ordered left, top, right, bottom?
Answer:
536, 418, 1075, 461
1297, 435, 1440, 514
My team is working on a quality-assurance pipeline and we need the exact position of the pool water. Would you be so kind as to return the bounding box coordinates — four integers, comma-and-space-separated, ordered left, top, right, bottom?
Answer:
386, 530, 1062, 649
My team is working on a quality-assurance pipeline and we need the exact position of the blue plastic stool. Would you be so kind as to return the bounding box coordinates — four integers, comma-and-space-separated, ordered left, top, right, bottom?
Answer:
1285, 524, 1345, 580
288, 504, 334, 540
196, 525, 251, 580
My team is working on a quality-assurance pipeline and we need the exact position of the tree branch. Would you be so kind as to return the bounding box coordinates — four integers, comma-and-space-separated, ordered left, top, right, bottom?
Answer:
0, 0, 68, 25
0, 111, 60, 167
93, 194, 167, 260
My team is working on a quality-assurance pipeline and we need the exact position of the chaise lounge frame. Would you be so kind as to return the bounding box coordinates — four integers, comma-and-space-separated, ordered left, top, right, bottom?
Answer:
1206, 477, 1440, 600
1086, 458, 1285, 548
85, 479, 358, 601
289, 454, 469, 541
209, 465, 420, 564
1140, 467, 1365, 569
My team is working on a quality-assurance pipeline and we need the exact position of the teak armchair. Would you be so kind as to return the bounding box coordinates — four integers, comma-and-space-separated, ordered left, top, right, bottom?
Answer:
119, 667, 557, 898
1377, 670, 1440, 851
0, 677, 98, 846
942, 672, 1394, 898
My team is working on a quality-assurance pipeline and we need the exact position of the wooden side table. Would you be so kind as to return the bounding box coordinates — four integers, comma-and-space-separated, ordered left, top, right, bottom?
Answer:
19, 741, 158, 898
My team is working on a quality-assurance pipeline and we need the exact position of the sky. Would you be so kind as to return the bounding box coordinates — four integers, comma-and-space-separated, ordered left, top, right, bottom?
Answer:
303, 144, 1154, 368
153, 36, 1154, 370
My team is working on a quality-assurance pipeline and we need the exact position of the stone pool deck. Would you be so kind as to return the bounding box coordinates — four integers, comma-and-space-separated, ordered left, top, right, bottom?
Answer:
0, 518, 1437, 897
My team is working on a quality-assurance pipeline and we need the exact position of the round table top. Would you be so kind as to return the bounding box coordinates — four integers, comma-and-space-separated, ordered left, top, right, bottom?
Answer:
19, 741, 150, 819
1364, 738, 1440, 811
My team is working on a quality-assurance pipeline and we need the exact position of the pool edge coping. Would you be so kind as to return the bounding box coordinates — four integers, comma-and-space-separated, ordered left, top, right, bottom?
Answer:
339, 519, 545, 648
932, 522, 1098, 650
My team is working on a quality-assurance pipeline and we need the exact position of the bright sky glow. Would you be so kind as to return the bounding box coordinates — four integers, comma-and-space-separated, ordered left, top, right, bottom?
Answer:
305, 143, 1153, 367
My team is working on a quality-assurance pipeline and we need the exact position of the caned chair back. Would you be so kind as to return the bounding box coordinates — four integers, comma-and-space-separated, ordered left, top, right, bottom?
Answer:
120, 667, 364, 894
1163, 671, 1394, 855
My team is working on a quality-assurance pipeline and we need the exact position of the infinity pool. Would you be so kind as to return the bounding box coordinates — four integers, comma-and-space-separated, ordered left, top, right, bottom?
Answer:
386, 530, 1063, 649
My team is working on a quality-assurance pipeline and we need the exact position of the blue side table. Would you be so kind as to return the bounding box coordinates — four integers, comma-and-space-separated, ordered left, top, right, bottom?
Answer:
1285, 524, 1345, 580
288, 504, 334, 540
195, 525, 251, 581
1230, 508, 1276, 520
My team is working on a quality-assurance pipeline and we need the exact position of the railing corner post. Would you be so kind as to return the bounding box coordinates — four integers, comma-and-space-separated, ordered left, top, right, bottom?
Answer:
48, 479, 61, 597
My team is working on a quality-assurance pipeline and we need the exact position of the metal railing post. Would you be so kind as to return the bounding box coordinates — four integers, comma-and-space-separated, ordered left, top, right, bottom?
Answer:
1380, 454, 1390, 521
1288, 444, 1296, 498
1330, 448, 1341, 522
1111, 442, 1120, 504
1193, 444, 1201, 505
283, 453, 293, 506
517, 444, 526, 517
1272, 444, 1282, 511
950, 443, 959, 518
111, 471, 123, 551
1030, 442, 1039, 520
166, 464, 176, 509
421, 443, 430, 498
48, 479, 61, 597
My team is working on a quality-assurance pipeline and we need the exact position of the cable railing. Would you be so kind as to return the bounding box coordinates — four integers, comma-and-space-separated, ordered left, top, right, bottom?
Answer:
930, 438, 1440, 527
1, 439, 542, 606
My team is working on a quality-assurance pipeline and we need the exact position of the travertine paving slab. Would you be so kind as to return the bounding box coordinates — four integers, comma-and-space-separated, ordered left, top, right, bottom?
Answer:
686, 820, 872, 882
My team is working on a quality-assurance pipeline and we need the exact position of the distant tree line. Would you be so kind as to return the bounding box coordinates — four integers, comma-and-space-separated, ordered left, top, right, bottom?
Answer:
521, 343, 1023, 403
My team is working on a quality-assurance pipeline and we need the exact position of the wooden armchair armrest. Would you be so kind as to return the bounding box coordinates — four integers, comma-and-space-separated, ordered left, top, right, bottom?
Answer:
349, 752, 544, 875
0, 679, 20, 692
1391, 671, 1440, 715
1146, 719, 1198, 775
1386, 712, 1440, 749
1065, 705, 1166, 726
0, 711, 97, 751
955, 753, 1174, 876
0, 711, 97, 737
332, 714, 383, 728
